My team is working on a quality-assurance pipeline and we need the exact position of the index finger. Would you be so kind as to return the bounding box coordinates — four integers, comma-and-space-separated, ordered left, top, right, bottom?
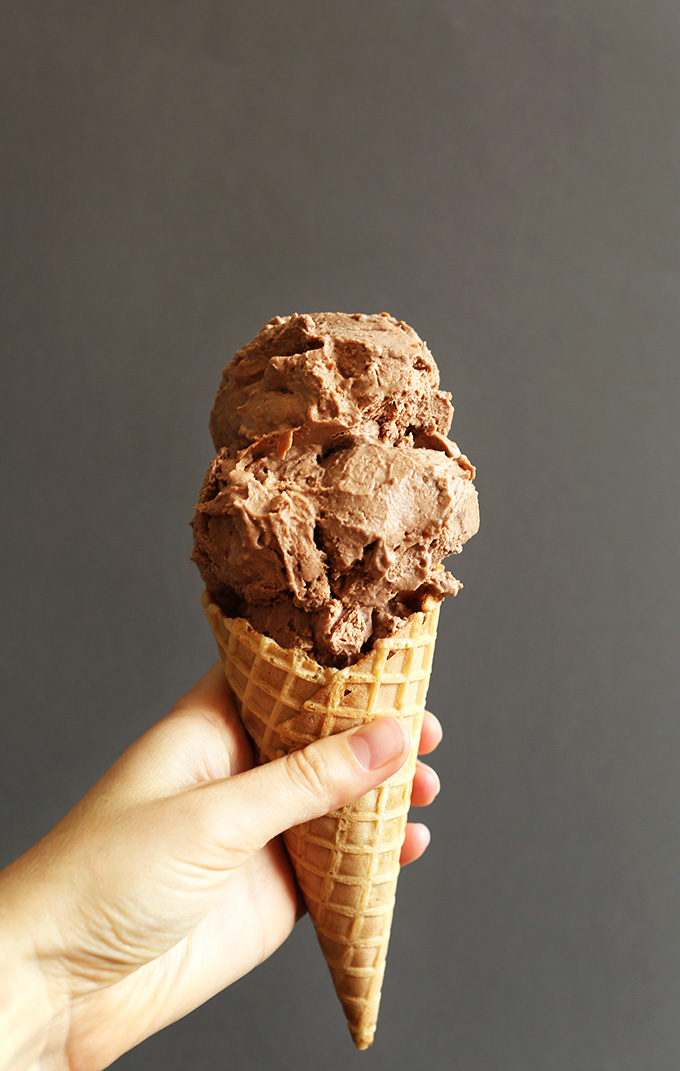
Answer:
418, 711, 443, 756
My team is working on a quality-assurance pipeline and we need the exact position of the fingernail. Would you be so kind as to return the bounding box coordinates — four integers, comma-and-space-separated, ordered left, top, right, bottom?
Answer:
349, 718, 408, 770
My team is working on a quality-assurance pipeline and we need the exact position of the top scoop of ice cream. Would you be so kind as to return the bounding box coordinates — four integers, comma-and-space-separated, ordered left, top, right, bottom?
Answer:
209, 312, 454, 452
193, 312, 479, 667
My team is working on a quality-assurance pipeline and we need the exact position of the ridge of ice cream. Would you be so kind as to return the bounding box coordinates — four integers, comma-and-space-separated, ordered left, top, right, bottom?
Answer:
192, 312, 479, 666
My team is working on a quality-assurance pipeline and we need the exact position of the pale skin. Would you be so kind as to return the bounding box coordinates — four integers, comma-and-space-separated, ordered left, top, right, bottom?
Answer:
0, 664, 443, 1071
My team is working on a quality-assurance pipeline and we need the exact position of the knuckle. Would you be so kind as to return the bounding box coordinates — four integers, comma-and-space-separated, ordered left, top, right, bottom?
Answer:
286, 744, 329, 798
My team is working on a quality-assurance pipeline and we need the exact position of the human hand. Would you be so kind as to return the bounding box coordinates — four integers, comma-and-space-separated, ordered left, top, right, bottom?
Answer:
0, 664, 443, 1071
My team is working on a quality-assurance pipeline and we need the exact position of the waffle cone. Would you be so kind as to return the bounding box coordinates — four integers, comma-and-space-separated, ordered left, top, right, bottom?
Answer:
201, 591, 441, 1050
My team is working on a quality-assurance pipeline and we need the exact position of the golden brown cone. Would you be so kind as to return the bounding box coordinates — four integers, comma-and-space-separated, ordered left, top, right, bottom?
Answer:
201, 591, 441, 1050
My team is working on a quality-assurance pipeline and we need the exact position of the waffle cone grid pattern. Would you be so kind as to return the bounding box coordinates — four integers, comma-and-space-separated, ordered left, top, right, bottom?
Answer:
202, 593, 441, 1049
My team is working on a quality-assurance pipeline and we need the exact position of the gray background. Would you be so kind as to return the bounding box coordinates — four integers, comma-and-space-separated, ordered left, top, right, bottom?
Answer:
1, 2, 679, 1069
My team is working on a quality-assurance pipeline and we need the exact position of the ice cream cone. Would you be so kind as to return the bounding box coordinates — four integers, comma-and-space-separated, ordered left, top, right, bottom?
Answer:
201, 590, 442, 1050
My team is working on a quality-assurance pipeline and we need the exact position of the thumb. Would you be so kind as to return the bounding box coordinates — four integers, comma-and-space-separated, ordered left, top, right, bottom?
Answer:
196, 717, 411, 857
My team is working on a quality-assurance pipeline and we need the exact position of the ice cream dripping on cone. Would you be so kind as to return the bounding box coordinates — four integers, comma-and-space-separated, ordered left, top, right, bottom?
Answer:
192, 312, 479, 1048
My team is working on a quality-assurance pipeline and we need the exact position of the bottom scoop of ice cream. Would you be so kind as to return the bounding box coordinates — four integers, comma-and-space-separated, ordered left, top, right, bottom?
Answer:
192, 423, 479, 665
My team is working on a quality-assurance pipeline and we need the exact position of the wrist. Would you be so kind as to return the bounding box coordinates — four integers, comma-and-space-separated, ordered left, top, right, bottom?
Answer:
0, 861, 70, 1071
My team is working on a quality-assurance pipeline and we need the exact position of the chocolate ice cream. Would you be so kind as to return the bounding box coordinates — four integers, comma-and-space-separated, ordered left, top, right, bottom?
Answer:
192, 313, 479, 666
209, 312, 453, 451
